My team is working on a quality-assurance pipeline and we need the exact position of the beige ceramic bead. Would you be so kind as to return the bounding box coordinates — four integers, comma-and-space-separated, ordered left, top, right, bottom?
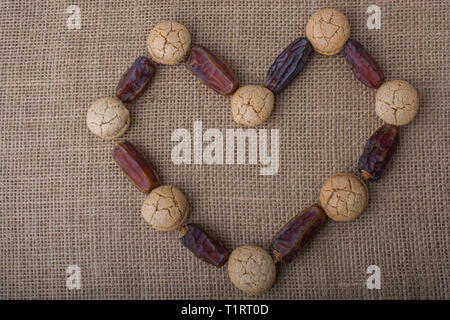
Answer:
306, 8, 350, 55
375, 80, 419, 126
147, 21, 191, 65
231, 85, 274, 126
86, 97, 130, 140
228, 246, 276, 295
141, 185, 189, 231
320, 173, 369, 222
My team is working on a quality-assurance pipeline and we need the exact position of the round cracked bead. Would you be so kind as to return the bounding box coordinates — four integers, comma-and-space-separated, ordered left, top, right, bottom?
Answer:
227, 245, 276, 295
147, 21, 191, 65
306, 8, 350, 55
319, 173, 369, 222
231, 85, 274, 126
141, 185, 189, 231
375, 80, 419, 126
86, 97, 130, 140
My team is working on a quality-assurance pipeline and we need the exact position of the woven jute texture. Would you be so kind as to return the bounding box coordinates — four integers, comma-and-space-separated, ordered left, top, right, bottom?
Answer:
1, 0, 448, 300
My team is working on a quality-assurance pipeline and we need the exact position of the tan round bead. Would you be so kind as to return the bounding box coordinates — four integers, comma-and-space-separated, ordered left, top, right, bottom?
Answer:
86, 97, 130, 140
320, 173, 369, 222
306, 8, 350, 55
231, 85, 274, 126
227, 246, 276, 295
375, 80, 419, 126
141, 185, 189, 231
147, 21, 191, 65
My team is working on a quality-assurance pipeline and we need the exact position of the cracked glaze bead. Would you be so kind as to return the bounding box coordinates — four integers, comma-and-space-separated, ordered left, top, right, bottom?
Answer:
319, 173, 369, 222
141, 185, 189, 231
231, 85, 274, 126
228, 246, 276, 295
375, 80, 419, 126
147, 21, 191, 65
306, 8, 350, 55
86, 97, 130, 140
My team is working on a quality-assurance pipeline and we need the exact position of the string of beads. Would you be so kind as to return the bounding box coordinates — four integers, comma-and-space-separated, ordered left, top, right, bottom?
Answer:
86, 8, 419, 295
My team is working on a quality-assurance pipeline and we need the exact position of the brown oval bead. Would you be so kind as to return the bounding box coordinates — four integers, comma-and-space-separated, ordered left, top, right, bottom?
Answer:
186, 45, 239, 96
112, 141, 160, 193
344, 39, 384, 89
116, 56, 156, 103
358, 124, 399, 181
180, 224, 229, 267
271, 204, 327, 263
265, 38, 312, 94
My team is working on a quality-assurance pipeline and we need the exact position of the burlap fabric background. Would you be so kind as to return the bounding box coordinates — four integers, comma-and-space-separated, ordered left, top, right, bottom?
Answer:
0, 0, 448, 300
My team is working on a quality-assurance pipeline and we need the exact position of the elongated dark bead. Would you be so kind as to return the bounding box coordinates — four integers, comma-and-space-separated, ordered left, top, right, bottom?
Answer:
116, 56, 155, 102
265, 38, 312, 94
358, 124, 399, 181
271, 204, 327, 263
180, 224, 229, 267
186, 45, 239, 96
112, 141, 160, 193
344, 39, 384, 88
